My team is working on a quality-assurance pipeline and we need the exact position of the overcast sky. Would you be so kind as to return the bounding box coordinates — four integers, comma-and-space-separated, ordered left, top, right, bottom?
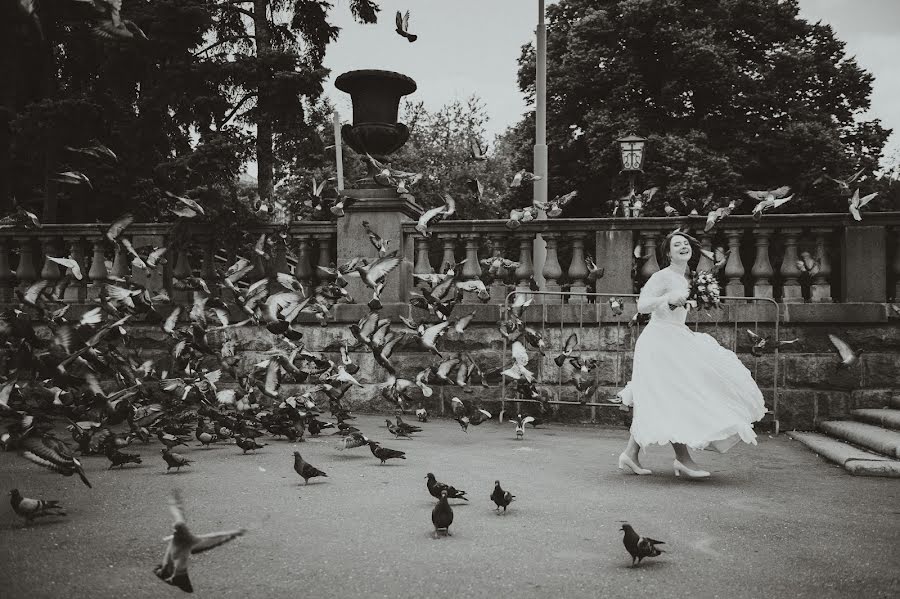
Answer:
317, 0, 900, 167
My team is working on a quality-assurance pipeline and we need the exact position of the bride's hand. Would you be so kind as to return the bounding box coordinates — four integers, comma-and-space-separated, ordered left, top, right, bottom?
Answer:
667, 289, 689, 306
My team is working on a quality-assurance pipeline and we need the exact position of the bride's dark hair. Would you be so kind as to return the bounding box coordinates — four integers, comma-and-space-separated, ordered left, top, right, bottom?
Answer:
658, 230, 700, 270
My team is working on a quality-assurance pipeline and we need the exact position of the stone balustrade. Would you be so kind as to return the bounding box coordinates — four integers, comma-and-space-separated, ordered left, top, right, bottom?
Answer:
1, 213, 898, 324
0, 222, 337, 302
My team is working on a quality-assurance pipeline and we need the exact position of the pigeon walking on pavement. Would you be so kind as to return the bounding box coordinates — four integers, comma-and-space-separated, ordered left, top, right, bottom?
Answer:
9, 489, 66, 524
620, 523, 666, 567
293, 452, 327, 484
431, 490, 453, 537
490, 480, 515, 514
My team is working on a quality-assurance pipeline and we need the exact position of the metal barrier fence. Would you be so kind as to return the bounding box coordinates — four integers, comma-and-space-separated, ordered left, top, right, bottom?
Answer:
499, 291, 782, 434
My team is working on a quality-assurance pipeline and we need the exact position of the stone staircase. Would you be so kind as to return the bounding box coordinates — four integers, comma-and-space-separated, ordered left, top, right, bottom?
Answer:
787, 394, 900, 477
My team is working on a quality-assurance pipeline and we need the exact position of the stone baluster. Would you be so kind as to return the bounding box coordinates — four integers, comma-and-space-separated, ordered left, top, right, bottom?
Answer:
39, 236, 62, 287
893, 226, 900, 302
514, 232, 534, 297
779, 228, 803, 304
460, 234, 483, 303
810, 227, 833, 303
486, 233, 509, 303
567, 232, 589, 304
413, 235, 434, 291
111, 238, 130, 280
87, 238, 109, 299
638, 231, 660, 283
294, 235, 314, 296
438, 233, 458, 274
540, 232, 563, 304
0, 239, 14, 303
750, 228, 774, 299
723, 229, 745, 297
63, 236, 87, 302
15, 237, 38, 293
316, 234, 335, 286
171, 244, 194, 303
272, 239, 290, 279
695, 233, 712, 274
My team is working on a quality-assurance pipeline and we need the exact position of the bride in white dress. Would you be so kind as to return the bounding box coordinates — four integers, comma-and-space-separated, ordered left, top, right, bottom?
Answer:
616, 231, 767, 479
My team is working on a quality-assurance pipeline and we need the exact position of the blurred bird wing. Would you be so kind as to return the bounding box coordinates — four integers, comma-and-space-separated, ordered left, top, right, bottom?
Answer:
771, 195, 793, 208
190, 529, 245, 554
769, 185, 791, 198
366, 254, 401, 283
168, 489, 187, 526
827, 334, 854, 361
511, 341, 529, 366
422, 320, 453, 346
521, 416, 535, 426
564, 332, 578, 353
745, 328, 761, 340
744, 190, 768, 202
857, 192, 878, 208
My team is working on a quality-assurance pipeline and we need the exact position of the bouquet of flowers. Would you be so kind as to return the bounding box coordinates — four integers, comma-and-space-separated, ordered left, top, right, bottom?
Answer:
670, 270, 722, 311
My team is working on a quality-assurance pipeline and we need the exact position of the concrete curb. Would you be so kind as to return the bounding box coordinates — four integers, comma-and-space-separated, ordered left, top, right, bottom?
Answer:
851, 408, 900, 431
786, 431, 900, 477
818, 420, 900, 458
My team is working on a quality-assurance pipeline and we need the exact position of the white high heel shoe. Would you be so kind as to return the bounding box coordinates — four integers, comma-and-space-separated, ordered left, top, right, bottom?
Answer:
618, 453, 652, 475
673, 460, 710, 479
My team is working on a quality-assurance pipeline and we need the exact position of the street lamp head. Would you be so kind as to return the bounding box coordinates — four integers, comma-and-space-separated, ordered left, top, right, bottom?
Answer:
616, 133, 647, 172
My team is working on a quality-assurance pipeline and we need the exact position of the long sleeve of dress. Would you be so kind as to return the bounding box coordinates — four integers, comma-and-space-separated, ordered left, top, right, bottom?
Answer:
636, 272, 669, 314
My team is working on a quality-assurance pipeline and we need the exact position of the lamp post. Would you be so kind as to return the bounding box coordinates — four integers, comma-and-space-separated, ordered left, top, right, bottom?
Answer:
616, 133, 647, 218
532, 0, 549, 289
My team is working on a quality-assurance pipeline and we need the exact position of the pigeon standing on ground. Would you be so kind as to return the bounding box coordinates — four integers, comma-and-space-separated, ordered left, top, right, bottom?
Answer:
162, 449, 193, 473
153, 490, 245, 593
9, 489, 66, 524
431, 490, 453, 537
367, 440, 407, 464
293, 452, 327, 484
620, 523, 666, 567
426, 473, 468, 501
105, 445, 142, 469
490, 481, 515, 514
235, 437, 267, 454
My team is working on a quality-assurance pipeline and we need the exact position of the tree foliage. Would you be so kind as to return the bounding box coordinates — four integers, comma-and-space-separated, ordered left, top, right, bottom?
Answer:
514, 0, 892, 216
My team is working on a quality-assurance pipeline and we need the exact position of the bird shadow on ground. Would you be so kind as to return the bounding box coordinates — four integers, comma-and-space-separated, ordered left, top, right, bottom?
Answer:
330, 454, 367, 460
156, 470, 192, 476
1, 518, 67, 531
617, 560, 670, 571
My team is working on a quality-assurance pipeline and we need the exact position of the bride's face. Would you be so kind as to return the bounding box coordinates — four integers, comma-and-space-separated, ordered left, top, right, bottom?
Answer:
668, 234, 692, 265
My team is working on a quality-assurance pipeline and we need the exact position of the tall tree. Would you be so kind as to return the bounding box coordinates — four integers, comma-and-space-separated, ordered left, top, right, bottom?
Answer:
515, 0, 891, 216
207, 0, 379, 203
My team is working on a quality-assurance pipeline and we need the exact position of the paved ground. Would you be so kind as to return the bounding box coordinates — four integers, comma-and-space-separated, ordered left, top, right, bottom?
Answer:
1, 415, 898, 599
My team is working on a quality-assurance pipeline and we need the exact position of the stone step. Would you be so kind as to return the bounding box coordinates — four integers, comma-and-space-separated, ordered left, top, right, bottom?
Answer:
850, 408, 900, 431
817, 420, 900, 459
786, 431, 900, 477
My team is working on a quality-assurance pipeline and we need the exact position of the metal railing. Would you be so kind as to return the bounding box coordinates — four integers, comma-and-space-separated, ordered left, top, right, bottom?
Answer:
499, 290, 782, 433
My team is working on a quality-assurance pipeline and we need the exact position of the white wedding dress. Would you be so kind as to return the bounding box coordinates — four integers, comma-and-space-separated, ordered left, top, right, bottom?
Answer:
618, 268, 767, 453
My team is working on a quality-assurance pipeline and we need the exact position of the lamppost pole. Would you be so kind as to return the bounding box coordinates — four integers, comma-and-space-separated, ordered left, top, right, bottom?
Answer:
532, 0, 548, 289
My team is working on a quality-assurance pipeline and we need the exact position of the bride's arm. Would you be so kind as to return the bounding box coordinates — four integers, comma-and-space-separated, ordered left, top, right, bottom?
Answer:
636, 273, 670, 314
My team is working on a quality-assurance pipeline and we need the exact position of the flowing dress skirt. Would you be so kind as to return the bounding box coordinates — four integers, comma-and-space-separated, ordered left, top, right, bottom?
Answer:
618, 320, 767, 453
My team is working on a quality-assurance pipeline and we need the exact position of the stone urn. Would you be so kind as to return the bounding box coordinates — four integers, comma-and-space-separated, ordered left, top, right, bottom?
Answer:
334, 70, 417, 180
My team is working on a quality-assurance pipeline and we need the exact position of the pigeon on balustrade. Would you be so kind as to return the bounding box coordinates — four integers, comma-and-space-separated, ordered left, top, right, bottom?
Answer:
9, 489, 66, 524
663, 201, 679, 217
162, 449, 193, 473
432, 490, 454, 537
415, 194, 456, 237
293, 452, 327, 485
621, 523, 666, 567
490, 481, 515, 514
105, 445, 142, 469
235, 436, 267, 454
367, 440, 406, 464
426, 473, 468, 502
395, 10, 417, 42
847, 188, 878, 221
827, 333, 863, 368
153, 489, 245, 594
